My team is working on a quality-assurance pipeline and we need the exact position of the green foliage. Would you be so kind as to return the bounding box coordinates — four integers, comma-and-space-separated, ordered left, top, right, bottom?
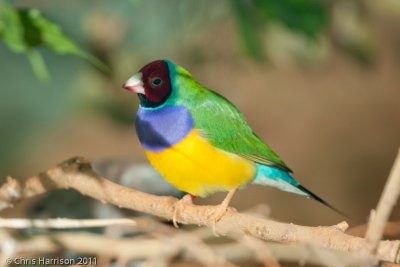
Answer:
0, 1, 108, 81
230, 0, 266, 60
230, 0, 328, 61
256, 0, 328, 38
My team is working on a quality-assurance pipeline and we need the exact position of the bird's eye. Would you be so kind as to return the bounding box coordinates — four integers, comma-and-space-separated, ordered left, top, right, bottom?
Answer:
151, 77, 162, 86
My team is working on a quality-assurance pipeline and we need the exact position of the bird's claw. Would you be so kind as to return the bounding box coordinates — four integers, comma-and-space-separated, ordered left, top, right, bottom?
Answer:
210, 204, 234, 235
172, 194, 193, 228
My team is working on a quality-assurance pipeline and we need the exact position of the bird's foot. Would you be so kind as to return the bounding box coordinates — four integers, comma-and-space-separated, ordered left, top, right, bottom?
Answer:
211, 203, 229, 222
209, 187, 238, 235
209, 203, 234, 235
172, 194, 194, 228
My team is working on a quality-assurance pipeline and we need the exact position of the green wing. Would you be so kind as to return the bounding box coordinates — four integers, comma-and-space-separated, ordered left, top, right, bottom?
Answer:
180, 83, 291, 172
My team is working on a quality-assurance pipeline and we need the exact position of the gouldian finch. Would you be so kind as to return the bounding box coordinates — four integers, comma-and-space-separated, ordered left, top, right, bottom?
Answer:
123, 59, 342, 226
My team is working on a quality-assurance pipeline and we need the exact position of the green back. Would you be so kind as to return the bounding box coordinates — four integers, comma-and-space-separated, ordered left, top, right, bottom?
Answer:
164, 61, 291, 172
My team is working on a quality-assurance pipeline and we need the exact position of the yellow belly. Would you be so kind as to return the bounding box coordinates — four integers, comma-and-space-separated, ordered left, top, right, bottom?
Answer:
144, 129, 256, 197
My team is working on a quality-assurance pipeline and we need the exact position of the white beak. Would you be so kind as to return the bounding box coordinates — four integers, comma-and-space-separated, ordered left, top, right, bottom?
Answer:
122, 72, 145, 94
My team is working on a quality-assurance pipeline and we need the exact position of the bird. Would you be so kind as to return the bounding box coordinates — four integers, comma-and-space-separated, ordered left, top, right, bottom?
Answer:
122, 59, 343, 227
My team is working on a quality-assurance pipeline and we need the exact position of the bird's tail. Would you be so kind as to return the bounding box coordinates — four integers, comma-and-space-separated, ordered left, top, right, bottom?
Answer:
252, 164, 346, 217
295, 184, 347, 217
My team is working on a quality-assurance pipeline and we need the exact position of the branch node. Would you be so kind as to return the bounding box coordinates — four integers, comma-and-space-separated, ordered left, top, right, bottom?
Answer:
0, 176, 21, 209
335, 221, 350, 232
59, 156, 93, 174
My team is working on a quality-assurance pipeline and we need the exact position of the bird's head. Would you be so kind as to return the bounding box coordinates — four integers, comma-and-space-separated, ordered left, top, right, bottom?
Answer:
123, 59, 175, 108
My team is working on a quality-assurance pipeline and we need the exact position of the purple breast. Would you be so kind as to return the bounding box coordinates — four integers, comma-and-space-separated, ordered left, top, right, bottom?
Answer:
136, 105, 194, 152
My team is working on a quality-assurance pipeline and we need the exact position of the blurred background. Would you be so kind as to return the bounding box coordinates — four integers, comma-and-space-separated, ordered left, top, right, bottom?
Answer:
1, 0, 400, 230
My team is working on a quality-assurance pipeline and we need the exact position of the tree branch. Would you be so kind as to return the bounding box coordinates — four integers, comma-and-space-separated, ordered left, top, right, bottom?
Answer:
0, 217, 136, 229
366, 149, 400, 253
0, 157, 399, 264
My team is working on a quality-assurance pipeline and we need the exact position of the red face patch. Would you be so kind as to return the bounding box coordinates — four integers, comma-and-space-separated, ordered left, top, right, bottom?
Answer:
139, 60, 171, 105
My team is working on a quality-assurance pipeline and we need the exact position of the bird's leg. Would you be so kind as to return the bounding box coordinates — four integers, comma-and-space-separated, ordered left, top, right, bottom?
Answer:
210, 187, 238, 233
173, 193, 195, 228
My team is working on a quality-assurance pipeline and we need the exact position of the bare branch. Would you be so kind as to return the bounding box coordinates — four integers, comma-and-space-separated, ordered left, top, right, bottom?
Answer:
239, 235, 282, 267
0, 157, 399, 264
0, 218, 136, 229
366, 149, 400, 253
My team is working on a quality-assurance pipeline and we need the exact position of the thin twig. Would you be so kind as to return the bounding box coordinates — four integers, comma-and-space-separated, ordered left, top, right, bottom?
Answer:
366, 149, 400, 254
0, 217, 136, 229
239, 235, 282, 267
